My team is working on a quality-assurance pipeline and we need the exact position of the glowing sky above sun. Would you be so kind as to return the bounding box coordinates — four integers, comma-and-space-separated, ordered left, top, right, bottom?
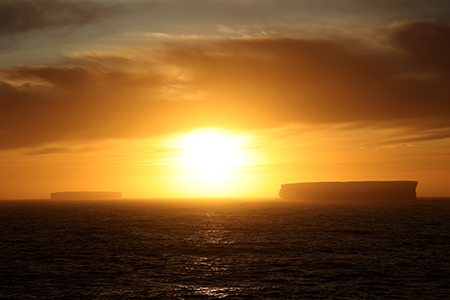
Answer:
1, 0, 450, 199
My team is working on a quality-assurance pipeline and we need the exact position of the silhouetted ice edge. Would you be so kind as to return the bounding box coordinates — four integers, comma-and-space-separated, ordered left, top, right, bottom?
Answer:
279, 181, 418, 200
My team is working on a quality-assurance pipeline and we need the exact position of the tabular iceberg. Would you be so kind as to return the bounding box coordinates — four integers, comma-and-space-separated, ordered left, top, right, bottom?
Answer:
279, 181, 418, 200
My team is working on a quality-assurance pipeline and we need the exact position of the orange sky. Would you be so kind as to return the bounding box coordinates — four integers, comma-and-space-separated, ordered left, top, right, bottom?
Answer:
1, 0, 450, 199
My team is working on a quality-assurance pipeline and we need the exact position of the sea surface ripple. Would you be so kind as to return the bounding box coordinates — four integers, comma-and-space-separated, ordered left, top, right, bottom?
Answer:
1, 198, 450, 299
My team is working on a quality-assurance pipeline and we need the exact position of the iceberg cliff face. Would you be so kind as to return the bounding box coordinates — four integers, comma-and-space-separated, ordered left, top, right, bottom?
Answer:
279, 181, 418, 200
50, 191, 122, 200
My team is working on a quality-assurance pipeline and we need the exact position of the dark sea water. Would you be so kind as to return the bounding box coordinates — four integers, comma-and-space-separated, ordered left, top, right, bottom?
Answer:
1, 198, 450, 299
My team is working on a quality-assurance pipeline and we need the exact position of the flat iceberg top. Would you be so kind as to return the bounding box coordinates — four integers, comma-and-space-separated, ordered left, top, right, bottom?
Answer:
279, 181, 418, 200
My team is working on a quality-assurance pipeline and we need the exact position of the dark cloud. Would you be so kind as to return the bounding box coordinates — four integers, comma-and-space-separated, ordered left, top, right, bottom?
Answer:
388, 20, 450, 73
0, 64, 165, 149
1, 20, 450, 150
360, 0, 450, 21
298, 0, 450, 21
165, 26, 450, 126
0, 0, 117, 36
252, 0, 450, 22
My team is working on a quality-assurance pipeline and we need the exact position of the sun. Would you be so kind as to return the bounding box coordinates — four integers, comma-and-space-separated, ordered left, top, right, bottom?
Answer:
178, 129, 244, 175
156, 128, 264, 197
164, 128, 256, 197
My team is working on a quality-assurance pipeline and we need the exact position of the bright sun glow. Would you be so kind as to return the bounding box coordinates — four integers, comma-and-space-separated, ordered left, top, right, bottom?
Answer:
169, 128, 255, 197
178, 129, 244, 175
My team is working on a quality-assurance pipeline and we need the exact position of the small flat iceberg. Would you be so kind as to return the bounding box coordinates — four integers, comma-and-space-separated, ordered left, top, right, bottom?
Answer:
50, 191, 122, 200
279, 181, 418, 201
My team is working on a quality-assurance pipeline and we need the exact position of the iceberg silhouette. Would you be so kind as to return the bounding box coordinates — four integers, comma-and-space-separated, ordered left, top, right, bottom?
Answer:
279, 181, 418, 200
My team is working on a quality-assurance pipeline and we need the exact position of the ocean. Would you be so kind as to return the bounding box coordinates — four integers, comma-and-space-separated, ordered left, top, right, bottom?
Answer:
1, 198, 449, 299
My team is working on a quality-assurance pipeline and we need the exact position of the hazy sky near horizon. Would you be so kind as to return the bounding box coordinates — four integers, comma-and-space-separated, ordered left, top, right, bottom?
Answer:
1, 0, 450, 198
